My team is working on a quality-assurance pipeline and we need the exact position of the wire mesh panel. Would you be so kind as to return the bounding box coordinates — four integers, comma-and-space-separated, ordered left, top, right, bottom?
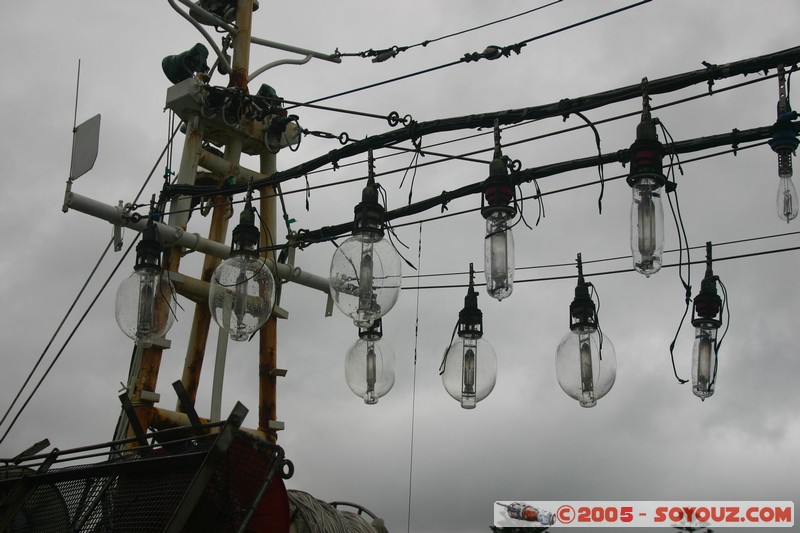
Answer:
1, 431, 284, 533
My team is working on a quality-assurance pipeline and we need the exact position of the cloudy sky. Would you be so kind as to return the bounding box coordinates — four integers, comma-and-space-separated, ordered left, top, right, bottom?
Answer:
1, 1, 799, 531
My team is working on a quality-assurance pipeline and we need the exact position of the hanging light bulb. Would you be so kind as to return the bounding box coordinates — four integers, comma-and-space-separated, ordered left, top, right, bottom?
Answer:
627, 93, 666, 277
481, 120, 517, 301
691, 242, 723, 400
344, 319, 396, 404
440, 264, 497, 409
115, 222, 176, 344
329, 151, 402, 327
769, 67, 799, 223
208, 199, 276, 341
555, 254, 616, 407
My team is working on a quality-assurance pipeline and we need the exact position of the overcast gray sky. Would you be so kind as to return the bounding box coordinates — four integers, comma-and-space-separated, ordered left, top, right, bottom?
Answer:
1, 1, 799, 532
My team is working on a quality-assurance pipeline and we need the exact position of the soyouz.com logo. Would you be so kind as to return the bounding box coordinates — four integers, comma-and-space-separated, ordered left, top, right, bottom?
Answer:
493, 501, 794, 528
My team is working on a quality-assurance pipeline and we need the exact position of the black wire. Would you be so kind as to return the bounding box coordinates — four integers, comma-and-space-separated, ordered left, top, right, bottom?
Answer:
659, 120, 692, 384
569, 111, 605, 213
402, 244, 800, 290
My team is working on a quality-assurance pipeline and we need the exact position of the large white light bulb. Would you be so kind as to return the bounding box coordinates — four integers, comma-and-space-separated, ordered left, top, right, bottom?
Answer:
484, 211, 514, 301
209, 254, 275, 341
115, 225, 176, 345
344, 326, 395, 404
630, 177, 664, 277
208, 206, 276, 341
329, 232, 401, 328
555, 326, 616, 408
777, 151, 798, 222
115, 267, 176, 344
441, 336, 497, 409
691, 322, 718, 400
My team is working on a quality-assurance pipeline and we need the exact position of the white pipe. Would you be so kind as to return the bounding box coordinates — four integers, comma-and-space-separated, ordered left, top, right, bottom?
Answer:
249, 54, 312, 81
210, 328, 228, 421
63, 191, 331, 294
250, 36, 341, 64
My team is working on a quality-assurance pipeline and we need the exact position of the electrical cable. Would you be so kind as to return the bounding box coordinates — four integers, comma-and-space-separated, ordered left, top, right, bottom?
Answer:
162, 46, 800, 205
281, 68, 779, 205
295, 132, 776, 246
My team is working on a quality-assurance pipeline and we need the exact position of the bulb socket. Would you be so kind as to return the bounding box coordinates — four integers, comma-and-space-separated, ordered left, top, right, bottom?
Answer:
692, 275, 722, 328
627, 116, 666, 188
569, 280, 597, 331
769, 111, 799, 155
231, 207, 260, 256
353, 180, 385, 238
134, 224, 163, 270
457, 284, 483, 338
481, 156, 517, 219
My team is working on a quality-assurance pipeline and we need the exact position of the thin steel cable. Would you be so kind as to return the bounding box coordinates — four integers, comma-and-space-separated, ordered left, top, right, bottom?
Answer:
406, 223, 423, 533
402, 244, 800, 290
1, 116, 181, 443
336, 0, 564, 59
399, 227, 800, 282
0, 235, 139, 444
0, 238, 114, 434
292, 1, 652, 108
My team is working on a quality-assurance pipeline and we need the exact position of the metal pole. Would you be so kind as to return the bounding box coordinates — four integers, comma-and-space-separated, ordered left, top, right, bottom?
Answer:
177, 194, 231, 411
177, 130, 241, 412
259, 150, 278, 443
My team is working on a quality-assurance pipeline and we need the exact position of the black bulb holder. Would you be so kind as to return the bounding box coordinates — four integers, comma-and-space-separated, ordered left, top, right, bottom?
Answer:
353, 173, 385, 239
692, 242, 722, 329
134, 223, 163, 271
481, 153, 517, 220
231, 205, 260, 257
627, 111, 667, 189
568, 254, 597, 331
457, 264, 483, 339
769, 109, 799, 156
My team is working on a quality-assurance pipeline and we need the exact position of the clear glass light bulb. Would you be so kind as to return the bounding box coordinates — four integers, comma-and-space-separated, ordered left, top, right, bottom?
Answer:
330, 232, 402, 327
441, 335, 497, 409
484, 211, 514, 301
630, 177, 664, 277
691, 323, 718, 400
115, 267, 176, 344
209, 253, 276, 341
777, 150, 798, 222
555, 326, 616, 407
345, 335, 395, 404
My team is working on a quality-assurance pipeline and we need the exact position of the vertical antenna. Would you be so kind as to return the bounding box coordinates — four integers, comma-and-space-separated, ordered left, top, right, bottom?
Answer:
73, 59, 81, 131
69, 59, 81, 181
